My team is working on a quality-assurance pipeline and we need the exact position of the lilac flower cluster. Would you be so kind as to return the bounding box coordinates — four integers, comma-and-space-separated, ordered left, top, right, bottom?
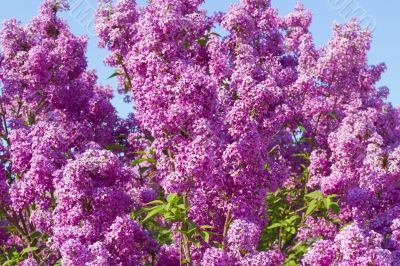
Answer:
304, 224, 396, 265
96, 0, 400, 265
0, 0, 398, 265
0, 0, 152, 264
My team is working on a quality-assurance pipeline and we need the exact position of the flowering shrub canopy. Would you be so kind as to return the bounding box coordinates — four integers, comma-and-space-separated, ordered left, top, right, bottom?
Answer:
0, 0, 399, 265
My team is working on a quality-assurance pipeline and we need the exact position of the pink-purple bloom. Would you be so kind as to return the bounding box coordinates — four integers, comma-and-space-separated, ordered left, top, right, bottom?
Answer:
0, 0, 398, 265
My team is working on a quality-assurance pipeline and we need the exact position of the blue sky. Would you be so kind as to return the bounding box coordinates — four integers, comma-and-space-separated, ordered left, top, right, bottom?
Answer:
1, 0, 399, 117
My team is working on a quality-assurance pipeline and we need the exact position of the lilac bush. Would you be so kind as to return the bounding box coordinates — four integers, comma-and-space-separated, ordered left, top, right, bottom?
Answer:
0, 0, 399, 265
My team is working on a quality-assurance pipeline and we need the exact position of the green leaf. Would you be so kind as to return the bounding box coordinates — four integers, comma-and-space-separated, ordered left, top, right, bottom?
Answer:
159, 228, 171, 235
163, 212, 176, 221
330, 202, 340, 214
147, 171, 157, 177
139, 166, 150, 175
177, 204, 186, 210
264, 163, 271, 172
193, 239, 201, 248
300, 164, 307, 170
196, 38, 208, 47
142, 205, 164, 223
144, 204, 166, 212
292, 153, 310, 160
297, 125, 307, 133
200, 225, 214, 230
21, 246, 38, 255
3, 260, 18, 266
180, 128, 190, 138
327, 111, 337, 119
183, 39, 190, 49
26, 112, 36, 126
213, 241, 224, 249
284, 260, 298, 266
147, 158, 157, 164
104, 143, 127, 151
267, 223, 283, 229
187, 223, 197, 235
167, 193, 179, 203
107, 70, 121, 79
201, 231, 210, 243
54, 258, 62, 266
132, 158, 147, 165
299, 137, 314, 143
29, 231, 42, 240
305, 191, 324, 200
324, 197, 332, 209
285, 215, 300, 224
131, 157, 157, 166
306, 199, 318, 215
145, 200, 164, 206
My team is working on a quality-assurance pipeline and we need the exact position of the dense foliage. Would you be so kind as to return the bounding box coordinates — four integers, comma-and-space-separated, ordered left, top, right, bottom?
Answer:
0, 0, 399, 265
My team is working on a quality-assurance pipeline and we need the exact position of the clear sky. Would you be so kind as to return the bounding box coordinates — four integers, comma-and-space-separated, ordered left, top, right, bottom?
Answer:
1, 0, 399, 117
